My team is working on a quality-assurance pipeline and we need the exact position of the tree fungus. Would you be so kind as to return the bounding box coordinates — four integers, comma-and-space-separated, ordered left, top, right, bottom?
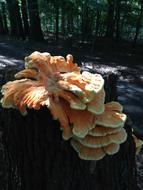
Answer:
1, 51, 127, 160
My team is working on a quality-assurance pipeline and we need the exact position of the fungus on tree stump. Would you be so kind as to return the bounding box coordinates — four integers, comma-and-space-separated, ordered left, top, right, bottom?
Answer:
0, 52, 138, 190
1, 52, 127, 158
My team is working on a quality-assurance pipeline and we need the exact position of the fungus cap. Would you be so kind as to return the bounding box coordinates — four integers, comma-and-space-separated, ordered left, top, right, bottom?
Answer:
25, 51, 51, 69
55, 90, 86, 110
74, 128, 127, 148
71, 139, 121, 160
87, 88, 105, 114
96, 109, 127, 128
60, 71, 104, 102
88, 125, 123, 137
61, 100, 96, 138
15, 69, 38, 79
103, 143, 120, 155
71, 139, 106, 160
105, 101, 123, 112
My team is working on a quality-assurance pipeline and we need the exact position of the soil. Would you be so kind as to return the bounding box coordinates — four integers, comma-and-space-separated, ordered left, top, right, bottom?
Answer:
0, 38, 143, 189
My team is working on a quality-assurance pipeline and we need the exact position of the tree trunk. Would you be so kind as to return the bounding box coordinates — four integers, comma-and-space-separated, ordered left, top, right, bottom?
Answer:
106, 0, 115, 38
55, 4, 59, 41
21, 0, 30, 39
0, 9, 5, 34
115, 0, 121, 41
81, 2, 93, 41
81, 2, 90, 41
91, 10, 101, 52
6, 0, 17, 37
27, 0, 44, 41
95, 10, 101, 38
0, 66, 137, 190
61, 5, 66, 37
1, 2, 8, 34
67, 11, 73, 34
6, 0, 25, 39
133, 0, 143, 48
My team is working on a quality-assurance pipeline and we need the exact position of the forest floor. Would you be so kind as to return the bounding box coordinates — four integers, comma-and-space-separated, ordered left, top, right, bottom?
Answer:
0, 38, 143, 189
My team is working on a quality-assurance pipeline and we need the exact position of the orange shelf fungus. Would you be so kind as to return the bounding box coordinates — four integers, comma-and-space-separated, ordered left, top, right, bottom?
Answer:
71, 139, 121, 160
1, 51, 127, 160
95, 102, 127, 128
48, 97, 72, 140
105, 101, 123, 112
71, 139, 106, 160
15, 69, 38, 79
87, 88, 105, 114
61, 100, 96, 138
74, 128, 127, 148
88, 125, 123, 137
1, 79, 48, 115
103, 143, 120, 155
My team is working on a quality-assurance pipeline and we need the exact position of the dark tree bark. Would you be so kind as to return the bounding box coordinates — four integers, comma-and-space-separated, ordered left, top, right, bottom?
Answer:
95, 10, 101, 38
67, 11, 73, 34
106, 0, 115, 38
27, 0, 44, 41
55, 3, 59, 41
6, 0, 17, 36
6, 0, 25, 39
0, 9, 5, 34
91, 10, 101, 52
133, 0, 143, 48
21, 0, 30, 38
61, 5, 66, 37
81, 1, 91, 41
115, 0, 121, 41
0, 66, 137, 190
1, 2, 8, 34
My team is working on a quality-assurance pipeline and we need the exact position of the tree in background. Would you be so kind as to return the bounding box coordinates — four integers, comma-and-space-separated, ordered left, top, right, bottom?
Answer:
27, 0, 43, 41
21, 0, 30, 39
0, 1, 8, 34
0, 0, 143, 46
0, 7, 5, 34
6, 0, 24, 39
106, 0, 115, 38
133, 0, 143, 47
114, 0, 121, 40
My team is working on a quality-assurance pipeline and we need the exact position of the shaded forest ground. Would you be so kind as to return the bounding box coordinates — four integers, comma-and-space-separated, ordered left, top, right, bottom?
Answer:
0, 37, 143, 189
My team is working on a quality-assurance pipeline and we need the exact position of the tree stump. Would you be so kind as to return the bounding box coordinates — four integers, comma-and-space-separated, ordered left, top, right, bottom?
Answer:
0, 67, 137, 190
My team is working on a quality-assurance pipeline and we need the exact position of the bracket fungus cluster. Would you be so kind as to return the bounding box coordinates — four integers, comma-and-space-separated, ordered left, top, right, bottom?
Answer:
1, 51, 127, 161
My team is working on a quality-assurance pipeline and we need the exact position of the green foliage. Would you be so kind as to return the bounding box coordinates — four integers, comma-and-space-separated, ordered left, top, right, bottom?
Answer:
88, 0, 107, 11
1, 0, 143, 43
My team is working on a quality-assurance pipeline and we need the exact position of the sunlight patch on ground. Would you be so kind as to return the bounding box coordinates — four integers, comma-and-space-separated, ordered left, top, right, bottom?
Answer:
0, 43, 12, 49
117, 81, 143, 129
81, 62, 118, 74
116, 65, 128, 70
140, 76, 143, 81
0, 55, 23, 69
82, 62, 131, 75
119, 75, 135, 82
0, 63, 6, 68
